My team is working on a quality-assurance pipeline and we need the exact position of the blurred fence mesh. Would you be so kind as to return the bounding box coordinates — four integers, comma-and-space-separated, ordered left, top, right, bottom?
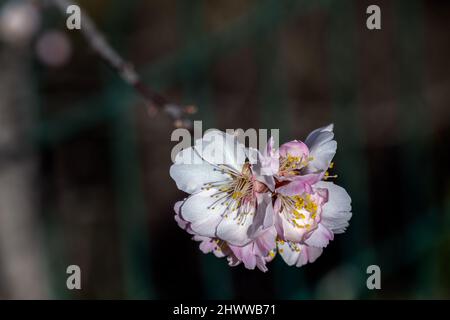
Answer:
0, 0, 449, 299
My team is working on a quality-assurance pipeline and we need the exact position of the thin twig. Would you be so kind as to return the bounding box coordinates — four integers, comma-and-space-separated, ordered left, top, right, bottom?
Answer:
46, 0, 195, 128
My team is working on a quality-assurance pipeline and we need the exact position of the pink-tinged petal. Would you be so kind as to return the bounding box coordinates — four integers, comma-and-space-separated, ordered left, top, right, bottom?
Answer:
278, 241, 323, 267
194, 130, 246, 171
314, 181, 352, 234
254, 174, 275, 192
276, 173, 321, 196
240, 247, 257, 270
174, 200, 183, 214
174, 200, 196, 234
305, 223, 334, 248
314, 187, 329, 203
279, 140, 310, 158
229, 243, 260, 271
248, 143, 277, 190
295, 245, 323, 267
227, 228, 276, 271
194, 235, 216, 253
255, 137, 280, 177
247, 193, 274, 238
180, 189, 224, 238
305, 246, 323, 263
192, 236, 227, 258
255, 256, 269, 272
254, 227, 277, 256
304, 124, 336, 173
170, 146, 230, 194
174, 213, 189, 231
229, 244, 249, 265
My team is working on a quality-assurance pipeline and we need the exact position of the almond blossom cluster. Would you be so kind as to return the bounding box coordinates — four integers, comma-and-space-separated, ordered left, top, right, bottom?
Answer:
169, 125, 352, 272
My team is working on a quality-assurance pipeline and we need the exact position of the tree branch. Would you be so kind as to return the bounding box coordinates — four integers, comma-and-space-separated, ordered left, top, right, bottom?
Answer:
47, 0, 195, 128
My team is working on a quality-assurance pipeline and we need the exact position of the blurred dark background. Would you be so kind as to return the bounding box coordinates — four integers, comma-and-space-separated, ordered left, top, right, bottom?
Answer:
0, 0, 449, 299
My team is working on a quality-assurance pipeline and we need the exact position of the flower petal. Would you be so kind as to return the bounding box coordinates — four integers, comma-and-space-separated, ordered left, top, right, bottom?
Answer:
295, 245, 323, 267
279, 140, 310, 158
251, 137, 279, 177
180, 189, 225, 238
279, 214, 305, 242
255, 256, 269, 272
193, 236, 226, 258
254, 227, 277, 256
304, 124, 334, 147
174, 200, 197, 235
248, 146, 276, 191
277, 241, 300, 266
228, 228, 276, 272
314, 181, 352, 234
194, 130, 246, 172
278, 241, 323, 267
304, 124, 336, 172
216, 203, 256, 246
305, 223, 334, 248
247, 193, 275, 238
170, 146, 230, 194
229, 244, 257, 270
276, 173, 320, 196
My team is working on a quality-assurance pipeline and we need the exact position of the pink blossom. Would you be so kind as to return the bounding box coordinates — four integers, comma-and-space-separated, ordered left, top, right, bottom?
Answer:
275, 181, 351, 267
170, 125, 352, 271
264, 125, 352, 267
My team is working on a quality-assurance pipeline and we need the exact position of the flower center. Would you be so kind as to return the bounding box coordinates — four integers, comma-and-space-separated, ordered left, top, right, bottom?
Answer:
279, 193, 322, 240
202, 163, 256, 223
279, 154, 313, 176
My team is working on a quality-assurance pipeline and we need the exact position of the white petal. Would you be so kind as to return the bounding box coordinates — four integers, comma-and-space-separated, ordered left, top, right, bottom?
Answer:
170, 146, 230, 194
194, 130, 246, 172
304, 124, 334, 146
310, 140, 337, 172
216, 204, 256, 246
314, 181, 352, 234
305, 124, 336, 172
180, 189, 225, 238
